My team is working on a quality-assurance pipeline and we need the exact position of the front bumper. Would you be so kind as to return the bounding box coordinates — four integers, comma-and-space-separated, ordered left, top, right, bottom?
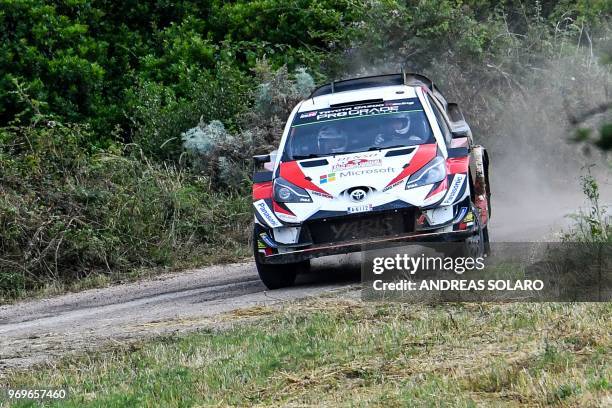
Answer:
255, 198, 478, 264
258, 227, 476, 264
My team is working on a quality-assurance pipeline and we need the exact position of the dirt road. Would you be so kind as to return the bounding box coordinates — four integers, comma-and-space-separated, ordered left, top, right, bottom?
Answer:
0, 257, 361, 372
1, 185, 607, 373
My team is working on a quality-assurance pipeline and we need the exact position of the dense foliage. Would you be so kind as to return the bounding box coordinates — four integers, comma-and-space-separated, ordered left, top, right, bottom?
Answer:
0, 120, 251, 299
0, 0, 610, 300
0, 0, 361, 134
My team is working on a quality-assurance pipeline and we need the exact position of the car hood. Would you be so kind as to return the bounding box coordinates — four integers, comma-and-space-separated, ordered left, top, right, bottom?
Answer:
273, 144, 456, 223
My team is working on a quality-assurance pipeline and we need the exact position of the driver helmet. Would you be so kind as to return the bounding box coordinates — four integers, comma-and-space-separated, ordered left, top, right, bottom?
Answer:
317, 125, 347, 153
389, 113, 411, 136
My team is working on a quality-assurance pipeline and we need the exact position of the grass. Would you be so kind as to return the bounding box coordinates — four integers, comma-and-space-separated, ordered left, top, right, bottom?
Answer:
3, 298, 610, 407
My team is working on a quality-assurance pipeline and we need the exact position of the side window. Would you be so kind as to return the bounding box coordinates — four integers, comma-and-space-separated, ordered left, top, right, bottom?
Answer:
427, 95, 452, 145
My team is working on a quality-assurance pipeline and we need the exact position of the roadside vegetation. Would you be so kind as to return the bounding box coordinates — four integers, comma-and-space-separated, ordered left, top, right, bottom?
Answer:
4, 297, 611, 406
1, 0, 610, 301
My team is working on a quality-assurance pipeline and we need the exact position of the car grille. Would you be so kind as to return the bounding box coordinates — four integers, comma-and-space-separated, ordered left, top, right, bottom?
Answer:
306, 210, 415, 245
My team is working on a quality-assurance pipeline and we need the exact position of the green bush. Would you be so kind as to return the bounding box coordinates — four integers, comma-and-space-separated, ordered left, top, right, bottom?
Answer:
0, 121, 251, 300
176, 62, 316, 191
0, 0, 363, 139
128, 64, 253, 160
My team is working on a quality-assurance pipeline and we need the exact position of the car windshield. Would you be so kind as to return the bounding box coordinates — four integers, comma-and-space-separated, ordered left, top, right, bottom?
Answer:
284, 98, 434, 160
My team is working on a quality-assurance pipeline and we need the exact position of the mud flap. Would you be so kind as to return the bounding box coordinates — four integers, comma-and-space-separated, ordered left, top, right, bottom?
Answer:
470, 146, 490, 225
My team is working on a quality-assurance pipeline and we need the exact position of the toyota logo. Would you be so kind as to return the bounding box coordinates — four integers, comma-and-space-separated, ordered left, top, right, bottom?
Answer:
349, 189, 367, 202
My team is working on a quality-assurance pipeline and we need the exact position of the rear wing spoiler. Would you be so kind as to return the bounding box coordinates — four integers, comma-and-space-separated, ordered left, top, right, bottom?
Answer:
309, 72, 443, 97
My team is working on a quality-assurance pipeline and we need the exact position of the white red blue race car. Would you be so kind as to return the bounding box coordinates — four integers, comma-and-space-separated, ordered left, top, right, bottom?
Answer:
252, 73, 491, 288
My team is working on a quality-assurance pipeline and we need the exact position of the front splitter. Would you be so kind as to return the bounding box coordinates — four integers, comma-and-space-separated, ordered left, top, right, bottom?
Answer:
259, 228, 476, 264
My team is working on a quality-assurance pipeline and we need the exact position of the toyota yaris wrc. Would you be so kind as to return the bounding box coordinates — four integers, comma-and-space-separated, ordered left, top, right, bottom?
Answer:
252, 73, 491, 288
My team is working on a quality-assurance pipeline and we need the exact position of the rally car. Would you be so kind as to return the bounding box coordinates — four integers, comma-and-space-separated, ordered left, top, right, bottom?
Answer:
252, 73, 491, 288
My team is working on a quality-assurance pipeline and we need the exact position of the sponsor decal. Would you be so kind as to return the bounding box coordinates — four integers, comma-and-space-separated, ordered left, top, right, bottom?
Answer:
383, 180, 404, 192
253, 199, 283, 228
292, 98, 425, 128
332, 158, 382, 171
462, 211, 474, 223
311, 190, 333, 199
339, 152, 379, 159
316, 105, 398, 121
320, 167, 397, 184
388, 101, 415, 106
347, 204, 373, 214
299, 111, 317, 118
329, 216, 395, 240
441, 174, 466, 206
340, 167, 395, 177
320, 167, 396, 184
319, 172, 336, 184
259, 232, 278, 248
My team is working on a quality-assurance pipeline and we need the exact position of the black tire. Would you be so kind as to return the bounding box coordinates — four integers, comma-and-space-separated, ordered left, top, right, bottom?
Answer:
483, 225, 491, 256
462, 215, 485, 258
447, 206, 487, 258
252, 226, 309, 289
255, 260, 309, 289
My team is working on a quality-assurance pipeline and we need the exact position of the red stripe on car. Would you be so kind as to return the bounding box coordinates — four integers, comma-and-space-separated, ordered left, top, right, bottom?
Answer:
279, 161, 330, 195
252, 181, 273, 200
447, 156, 469, 174
273, 201, 295, 216
385, 144, 437, 187
426, 178, 448, 199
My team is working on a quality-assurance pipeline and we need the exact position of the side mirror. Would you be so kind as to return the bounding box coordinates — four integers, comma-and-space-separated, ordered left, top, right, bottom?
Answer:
447, 102, 465, 122
253, 154, 271, 166
253, 171, 273, 183
450, 119, 471, 139
447, 147, 469, 158
451, 128, 470, 139
252, 154, 273, 183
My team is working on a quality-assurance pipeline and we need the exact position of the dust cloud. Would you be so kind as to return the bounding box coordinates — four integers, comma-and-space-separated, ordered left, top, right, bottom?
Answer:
485, 55, 611, 241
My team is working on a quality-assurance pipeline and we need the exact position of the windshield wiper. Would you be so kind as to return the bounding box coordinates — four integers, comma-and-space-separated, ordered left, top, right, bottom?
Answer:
366, 145, 406, 151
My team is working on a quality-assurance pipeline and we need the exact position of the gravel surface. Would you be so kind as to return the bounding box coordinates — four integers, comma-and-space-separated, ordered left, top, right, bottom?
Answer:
0, 256, 361, 372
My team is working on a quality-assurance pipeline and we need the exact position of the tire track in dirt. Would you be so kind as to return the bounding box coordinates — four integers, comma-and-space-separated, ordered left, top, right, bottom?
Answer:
0, 258, 361, 372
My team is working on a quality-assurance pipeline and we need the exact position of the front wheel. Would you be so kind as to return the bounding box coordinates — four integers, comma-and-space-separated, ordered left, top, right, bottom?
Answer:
252, 226, 309, 289
447, 207, 490, 258
463, 214, 486, 258
255, 259, 311, 289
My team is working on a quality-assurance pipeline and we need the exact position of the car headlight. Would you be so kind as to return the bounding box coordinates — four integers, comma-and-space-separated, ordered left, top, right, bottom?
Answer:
273, 177, 313, 203
405, 156, 446, 189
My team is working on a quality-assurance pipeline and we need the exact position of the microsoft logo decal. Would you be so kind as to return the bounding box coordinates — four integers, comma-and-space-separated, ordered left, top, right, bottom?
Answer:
319, 173, 336, 184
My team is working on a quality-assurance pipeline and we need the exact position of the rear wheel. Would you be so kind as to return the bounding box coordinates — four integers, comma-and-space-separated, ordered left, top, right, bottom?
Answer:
483, 225, 491, 256
252, 226, 309, 289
